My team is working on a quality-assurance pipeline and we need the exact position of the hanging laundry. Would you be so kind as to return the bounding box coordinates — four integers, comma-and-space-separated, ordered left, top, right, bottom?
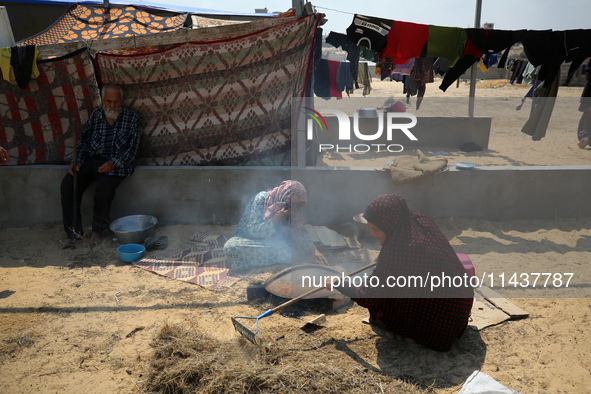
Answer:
380, 20, 429, 64
1, 46, 40, 87
522, 30, 591, 86
376, 57, 394, 81
439, 28, 525, 91
564, 57, 590, 86
356, 62, 372, 96
10, 45, 40, 89
410, 57, 434, 110
313, 28, 323, 70
479, 57, 487, 72
0, 47, 14, 81
579, 62, 591, 113
306, 27, 324, 98
521, 70, 560, 140
468, 29, 526, 68
359, 46, 377, 62
392, 58, 415, 76
336, 61, 355, 96
522, 62, 539, 84
346, 14, 392, 53
426, 25, 467, 67
510, 59, 528, 84
578, 64, 591, 147
404, 75, 417, 101
326, 31, 360, 80
314, 58, 331, 98
327, 59, 342, 99
520, 30, 591, 139
486, 54, 499, 68
516, 80, 541, 114
437, 32, 481, 92
433, 58, 451, 76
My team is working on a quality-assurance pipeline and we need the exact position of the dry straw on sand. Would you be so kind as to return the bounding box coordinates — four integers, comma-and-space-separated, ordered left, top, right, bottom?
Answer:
143, 322, 423, 394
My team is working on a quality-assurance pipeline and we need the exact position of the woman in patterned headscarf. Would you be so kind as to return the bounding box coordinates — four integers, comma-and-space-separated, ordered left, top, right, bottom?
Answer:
224, 180, 328, 271
335, 194, 473, 351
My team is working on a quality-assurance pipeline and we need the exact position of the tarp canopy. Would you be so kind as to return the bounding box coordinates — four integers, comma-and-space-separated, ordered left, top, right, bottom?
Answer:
1, 0, 276, 17
18, 4, 188, 45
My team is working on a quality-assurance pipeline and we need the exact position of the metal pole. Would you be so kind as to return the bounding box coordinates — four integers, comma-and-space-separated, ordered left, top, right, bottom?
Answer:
293, 0, 306, 167
468, 0, 482, 117
293, 0, 305, 17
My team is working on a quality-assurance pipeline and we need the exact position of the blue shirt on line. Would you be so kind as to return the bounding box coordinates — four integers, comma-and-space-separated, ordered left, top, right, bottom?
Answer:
76, 106, 141, 177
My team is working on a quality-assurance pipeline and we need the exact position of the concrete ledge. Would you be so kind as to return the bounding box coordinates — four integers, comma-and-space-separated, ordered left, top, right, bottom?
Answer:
1, 165, 590, 229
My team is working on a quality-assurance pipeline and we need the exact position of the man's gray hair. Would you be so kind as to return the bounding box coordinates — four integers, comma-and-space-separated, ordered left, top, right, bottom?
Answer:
101, 84, 124, 100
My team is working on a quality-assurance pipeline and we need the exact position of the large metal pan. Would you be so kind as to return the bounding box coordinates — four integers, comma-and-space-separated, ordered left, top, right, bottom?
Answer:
264, 264, 346, 300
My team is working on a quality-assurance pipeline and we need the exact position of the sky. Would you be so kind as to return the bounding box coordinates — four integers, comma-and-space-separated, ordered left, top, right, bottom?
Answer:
151, 0, 591, 33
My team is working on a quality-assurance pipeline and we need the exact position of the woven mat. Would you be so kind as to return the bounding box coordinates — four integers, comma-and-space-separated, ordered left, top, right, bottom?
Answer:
94, 14, 318, 166
134, 233, 241, 291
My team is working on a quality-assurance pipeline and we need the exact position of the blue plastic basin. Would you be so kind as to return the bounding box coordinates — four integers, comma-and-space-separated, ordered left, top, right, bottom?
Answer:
117, 244, 146, 263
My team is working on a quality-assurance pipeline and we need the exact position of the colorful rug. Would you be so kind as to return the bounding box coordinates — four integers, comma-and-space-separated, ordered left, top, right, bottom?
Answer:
0, 48, 101, 165
134, 233, 241, 291
18, 4, 187, 46
94, 14, 319, 166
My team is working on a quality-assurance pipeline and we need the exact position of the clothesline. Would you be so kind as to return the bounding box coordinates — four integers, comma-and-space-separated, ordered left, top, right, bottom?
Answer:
324, 12, 591, 140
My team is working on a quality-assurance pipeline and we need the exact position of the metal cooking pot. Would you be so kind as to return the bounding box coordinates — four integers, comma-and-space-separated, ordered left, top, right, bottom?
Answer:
353, 213, 371, 241
357, 107, 379, 118
109, 214, 157, 244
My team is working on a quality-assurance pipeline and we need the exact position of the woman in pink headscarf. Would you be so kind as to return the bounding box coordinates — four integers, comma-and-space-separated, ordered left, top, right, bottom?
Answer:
224, 180, 329, 271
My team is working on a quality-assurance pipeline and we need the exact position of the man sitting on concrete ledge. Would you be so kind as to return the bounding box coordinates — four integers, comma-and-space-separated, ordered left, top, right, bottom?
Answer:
60, 84, 140, 249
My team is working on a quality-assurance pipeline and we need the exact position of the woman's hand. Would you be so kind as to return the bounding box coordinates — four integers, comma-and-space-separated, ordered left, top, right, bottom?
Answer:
311, 247, 329, 266
271, 206, 290, 224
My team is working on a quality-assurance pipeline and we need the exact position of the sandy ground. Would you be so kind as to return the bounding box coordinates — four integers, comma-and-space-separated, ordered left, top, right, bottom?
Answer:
1, 80, 591, 393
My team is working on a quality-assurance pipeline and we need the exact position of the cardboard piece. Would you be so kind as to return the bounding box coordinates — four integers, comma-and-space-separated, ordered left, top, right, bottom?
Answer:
469, 286, 529, 331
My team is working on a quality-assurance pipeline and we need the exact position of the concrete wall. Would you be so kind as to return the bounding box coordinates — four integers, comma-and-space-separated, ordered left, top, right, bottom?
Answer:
320, 116, 491, 149
1, 165, 590, 230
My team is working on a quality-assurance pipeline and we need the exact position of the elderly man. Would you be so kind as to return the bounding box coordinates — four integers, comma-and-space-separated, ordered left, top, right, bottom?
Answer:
60, 84, 140, 249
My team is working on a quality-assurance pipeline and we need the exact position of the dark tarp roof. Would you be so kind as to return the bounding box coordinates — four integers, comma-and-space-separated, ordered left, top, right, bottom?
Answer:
18, 4, 188, 45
